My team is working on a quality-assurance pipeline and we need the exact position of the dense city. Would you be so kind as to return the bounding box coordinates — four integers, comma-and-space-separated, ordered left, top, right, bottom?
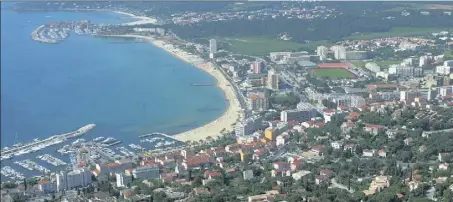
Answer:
2, 1, 453, 202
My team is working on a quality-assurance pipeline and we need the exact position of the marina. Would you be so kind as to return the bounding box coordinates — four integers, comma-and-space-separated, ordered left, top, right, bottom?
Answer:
1, 166, 25, 181
14, 159, 51, 174
37, 154, 68, 167
1, 124, 96, 157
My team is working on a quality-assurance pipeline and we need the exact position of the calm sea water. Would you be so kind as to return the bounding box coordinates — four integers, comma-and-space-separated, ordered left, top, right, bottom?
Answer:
0, 6, 226, 179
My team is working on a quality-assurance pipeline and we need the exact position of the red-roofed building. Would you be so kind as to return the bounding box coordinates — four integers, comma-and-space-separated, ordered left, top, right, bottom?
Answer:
323, 109, 337, 123
291, 160, 304, 171
315, 175, 330, 185
341, 122, 356, 133
273, 162, 290, 170
160, 172, 177, 183
302, 120, 316, 128
182, 155, 212, 170
337, 105, 349, 111
364, 124, 385, 135
313, 122, 326, 128
346, 112, 361, 121
310, 146, 325, 155
320, 169, 333, 177
252, 148, 265, 160
204, 171, 222, 179
271, 168, 291, 177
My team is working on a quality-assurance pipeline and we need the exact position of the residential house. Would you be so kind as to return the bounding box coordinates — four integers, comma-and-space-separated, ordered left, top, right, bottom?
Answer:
310, 146, 325, 156
404, 138, 413, 146
362, 149, 375, 157
378, 150, 387, 158
252, 148, 265, 161
363, 124, 385, 135
315, 175, 330, 185
343, 144, 356, 152
292, 170, 311, 181
341, 122, 355, 133
243, 170, 254, 180
182, 155, 212, 169
204, 171, 222, 180
276, 133, 289, 146
439, 163, 449, 170
273, 162, 290, 170
363, 176, 390, 196
345, 112, 361, 122
291, 160, 304, 172
386, 129, 398, 139
248, 190, 279, 202
331, 141, 343, 150
319, 169, 333, 178
271, 168, 291, 177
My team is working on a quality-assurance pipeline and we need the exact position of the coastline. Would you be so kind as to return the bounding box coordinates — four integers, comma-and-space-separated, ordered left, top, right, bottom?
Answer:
101, 34, 242, 142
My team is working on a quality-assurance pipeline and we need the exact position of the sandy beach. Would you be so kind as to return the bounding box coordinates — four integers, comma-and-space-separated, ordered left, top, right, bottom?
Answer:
113, 11, 157, 25
103, 34, 242, 142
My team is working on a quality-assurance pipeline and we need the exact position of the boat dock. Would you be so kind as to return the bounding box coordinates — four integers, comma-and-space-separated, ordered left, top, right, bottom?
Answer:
104, 141, 123, 147
15, 159, 50, 174
37, 154, 68, 166
139, 132, 181, 143
1, 166, 25, 181
1, 124, 95, 157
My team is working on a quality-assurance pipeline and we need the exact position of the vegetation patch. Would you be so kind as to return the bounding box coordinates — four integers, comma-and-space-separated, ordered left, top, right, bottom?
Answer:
311, 68, 355, 79
344, 27, 453, 40
217, 36, 329, 56
444, 51, 453, 60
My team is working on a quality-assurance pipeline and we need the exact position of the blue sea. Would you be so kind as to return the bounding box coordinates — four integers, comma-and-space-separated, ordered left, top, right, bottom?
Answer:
1, 5, 227, 179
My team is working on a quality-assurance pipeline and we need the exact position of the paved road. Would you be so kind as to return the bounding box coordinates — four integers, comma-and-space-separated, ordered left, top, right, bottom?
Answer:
330, 178, 354, 193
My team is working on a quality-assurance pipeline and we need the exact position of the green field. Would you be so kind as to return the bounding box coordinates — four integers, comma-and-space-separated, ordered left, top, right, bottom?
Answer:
352, 60, 401, 68
344, 27, 453, 40
445, 51, 453, 60
311, 69, 355, 79
217, 36, 330, 56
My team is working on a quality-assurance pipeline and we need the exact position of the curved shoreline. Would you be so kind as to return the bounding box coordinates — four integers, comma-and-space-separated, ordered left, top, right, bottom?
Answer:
101, 35, 242, 142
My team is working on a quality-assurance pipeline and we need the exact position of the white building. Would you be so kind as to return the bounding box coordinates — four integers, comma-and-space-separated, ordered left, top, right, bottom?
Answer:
316, 46, 329, 60
436, 65, 451, 75
209, 39, 217, 54
116, 172, 132, 187
132, 166, 160, 180
56, 168, 92, 191
250, 61, 262, 74
247, 91, 269, 111
267, 70, 279, 90
276, 133, 289, 146
281, 103, 317, 123
400, 91, 420, 101
439, 86, 453, 96
331, 141, 343, 150
389, 65, 423, 77
365, 63, 381, 73
235, 116, 264, 136
419, 55, 431, 67
331, 45, 346, 60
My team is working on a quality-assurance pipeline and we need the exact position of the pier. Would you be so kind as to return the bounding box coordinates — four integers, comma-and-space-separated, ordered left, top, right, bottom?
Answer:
191, 83, 216, 86
139, 132, 182, 143
1, 124, 95, 157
